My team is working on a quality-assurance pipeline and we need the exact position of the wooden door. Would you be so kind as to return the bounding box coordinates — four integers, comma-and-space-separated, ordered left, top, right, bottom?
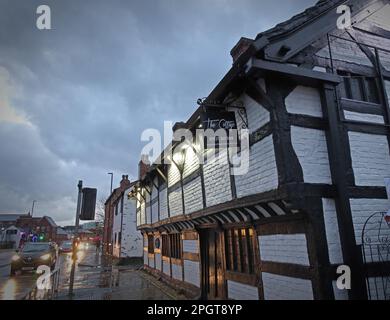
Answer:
200, 229, 225, 299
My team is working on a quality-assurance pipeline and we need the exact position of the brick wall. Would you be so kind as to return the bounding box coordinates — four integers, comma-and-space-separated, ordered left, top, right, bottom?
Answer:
258, 233, 310, 266
203, 149, 232, 207
262, 272, 314, 300
367, 277, 388, 300
183, 240, 198, 253
172, 263, 183, 281
343, 110, 384, 124
285, 86, 323, 117
183, 260, 200, 287
348, 132, 390, 187
143, 251, 148, 265
349, 198, 390, 246
183, 177, 203, 214
151, 201, 159, 223
168, 163, 181, 187
159, 187, 168, 220
322, 198, 343, 264
183, 147, 199, 178
316, 31, 372, 67
227, 280, 259, 300
163, 260, 170, 276
291, 126, 332, 184
366, 3, 390, 31
332, 281, 349, 300
168, 188, 183, 216
235, 135, 278, 198
155, 253, 162, 271
240, 92, 269, 133
120, 197, 143, 258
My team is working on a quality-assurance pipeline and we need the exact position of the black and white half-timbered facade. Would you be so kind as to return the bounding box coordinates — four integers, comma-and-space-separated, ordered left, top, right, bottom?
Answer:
134, 0, 390, 300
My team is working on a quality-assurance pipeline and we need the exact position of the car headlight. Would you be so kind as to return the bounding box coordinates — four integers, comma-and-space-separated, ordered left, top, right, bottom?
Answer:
11, 255, 20, 261
40, 254, 51, 260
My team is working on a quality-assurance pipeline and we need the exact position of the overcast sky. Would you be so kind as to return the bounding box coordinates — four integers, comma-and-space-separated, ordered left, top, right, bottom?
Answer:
0, 0, 316, 226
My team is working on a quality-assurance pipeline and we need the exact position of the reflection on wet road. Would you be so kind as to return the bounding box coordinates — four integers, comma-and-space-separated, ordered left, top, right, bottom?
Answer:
0, 243, 94, 300
1, 243, 176, 300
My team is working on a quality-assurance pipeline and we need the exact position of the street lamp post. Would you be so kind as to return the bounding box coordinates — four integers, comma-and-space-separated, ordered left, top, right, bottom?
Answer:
68, 180, 83, 298
107, 172, 113, 194
31, 200, 36, 217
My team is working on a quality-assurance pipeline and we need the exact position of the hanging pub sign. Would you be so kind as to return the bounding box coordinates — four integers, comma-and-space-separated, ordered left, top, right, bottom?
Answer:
199, 110, 237, 149
200, 110, 237, 131
80, 188, 97, 220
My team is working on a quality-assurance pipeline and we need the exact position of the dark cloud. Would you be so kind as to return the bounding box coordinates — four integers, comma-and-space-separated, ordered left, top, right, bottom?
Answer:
0, 0, 316, 225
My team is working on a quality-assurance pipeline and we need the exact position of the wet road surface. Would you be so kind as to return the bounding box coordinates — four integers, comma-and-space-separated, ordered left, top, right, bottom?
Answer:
0, 244, 176, 300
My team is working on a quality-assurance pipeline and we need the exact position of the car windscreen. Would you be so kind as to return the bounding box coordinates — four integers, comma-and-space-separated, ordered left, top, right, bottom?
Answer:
62, 242, 72, 248
22, 243, 50, 252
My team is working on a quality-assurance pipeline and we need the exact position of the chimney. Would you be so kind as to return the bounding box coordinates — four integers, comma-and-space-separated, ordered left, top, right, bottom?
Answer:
120, 174, 131, 189
230, 37, 253, 63
138, 155, 150, 181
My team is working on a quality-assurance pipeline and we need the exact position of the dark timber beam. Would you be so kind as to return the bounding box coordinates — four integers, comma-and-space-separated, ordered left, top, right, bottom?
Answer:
267, 78, 304, 187
320, 83, 367, 299
246, 58, 342, 87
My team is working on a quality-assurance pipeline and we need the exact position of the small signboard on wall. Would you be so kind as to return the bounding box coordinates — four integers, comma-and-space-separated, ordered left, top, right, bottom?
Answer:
200, 110, 237, 131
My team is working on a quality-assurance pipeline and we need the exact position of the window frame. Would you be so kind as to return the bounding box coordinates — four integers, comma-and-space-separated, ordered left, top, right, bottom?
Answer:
148, 235, 154, 254
338, 70, 380, 104
224, 227, 255, 275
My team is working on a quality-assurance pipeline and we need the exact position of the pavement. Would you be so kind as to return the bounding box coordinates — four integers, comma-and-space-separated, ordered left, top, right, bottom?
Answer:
55, 245, 182, 300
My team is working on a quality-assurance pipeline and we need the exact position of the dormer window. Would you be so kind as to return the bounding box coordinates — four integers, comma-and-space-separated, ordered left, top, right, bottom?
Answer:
338, 71, 380, 104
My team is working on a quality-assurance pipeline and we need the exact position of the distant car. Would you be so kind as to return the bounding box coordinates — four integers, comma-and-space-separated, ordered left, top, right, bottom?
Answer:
10, 242, 58, 275
59, 241, 73, 253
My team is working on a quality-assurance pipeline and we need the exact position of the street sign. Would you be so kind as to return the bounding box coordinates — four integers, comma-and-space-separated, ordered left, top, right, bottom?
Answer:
80, 188, 97, 220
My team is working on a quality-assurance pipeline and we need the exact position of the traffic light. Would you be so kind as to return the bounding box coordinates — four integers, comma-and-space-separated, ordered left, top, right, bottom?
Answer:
80, 188, 97, 220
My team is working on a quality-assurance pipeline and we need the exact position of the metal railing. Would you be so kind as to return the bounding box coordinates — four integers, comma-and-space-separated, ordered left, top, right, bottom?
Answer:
24, 267, 61, 300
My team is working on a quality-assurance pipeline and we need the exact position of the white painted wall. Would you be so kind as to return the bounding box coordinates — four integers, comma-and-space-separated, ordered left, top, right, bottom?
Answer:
348, 132, 390, 187
159, 187, 168, 220
183, 240, 198, 253
262, 272, 314, 300
168, 188, 183, 216
241, 93, 270, 133
113, 190, 143, 259
203, 149, 232, 207
322, 198, 343, 264
285, 86, 323, 117
332, 281, 349, 300
184, 260, 200, 287
112, 197, 122, 258
291, 126, 332, 184
183, 177, 203, 214
227, 281, 259, 300
235, 135, 278, 198
349, 198, 390, 246
172, 263, 183, 281
343, 110, 384, 124
366, 277, 388, 300
155, 252, 162, 270
163, 260, 170, 276
258, 233, 310, 266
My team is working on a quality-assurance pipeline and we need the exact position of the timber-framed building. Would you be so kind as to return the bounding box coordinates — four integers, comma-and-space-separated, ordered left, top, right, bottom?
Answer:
134, 0, 390, 300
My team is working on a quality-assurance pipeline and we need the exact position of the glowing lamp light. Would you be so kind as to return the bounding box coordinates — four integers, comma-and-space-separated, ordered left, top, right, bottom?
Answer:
40, 253, 51, 260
